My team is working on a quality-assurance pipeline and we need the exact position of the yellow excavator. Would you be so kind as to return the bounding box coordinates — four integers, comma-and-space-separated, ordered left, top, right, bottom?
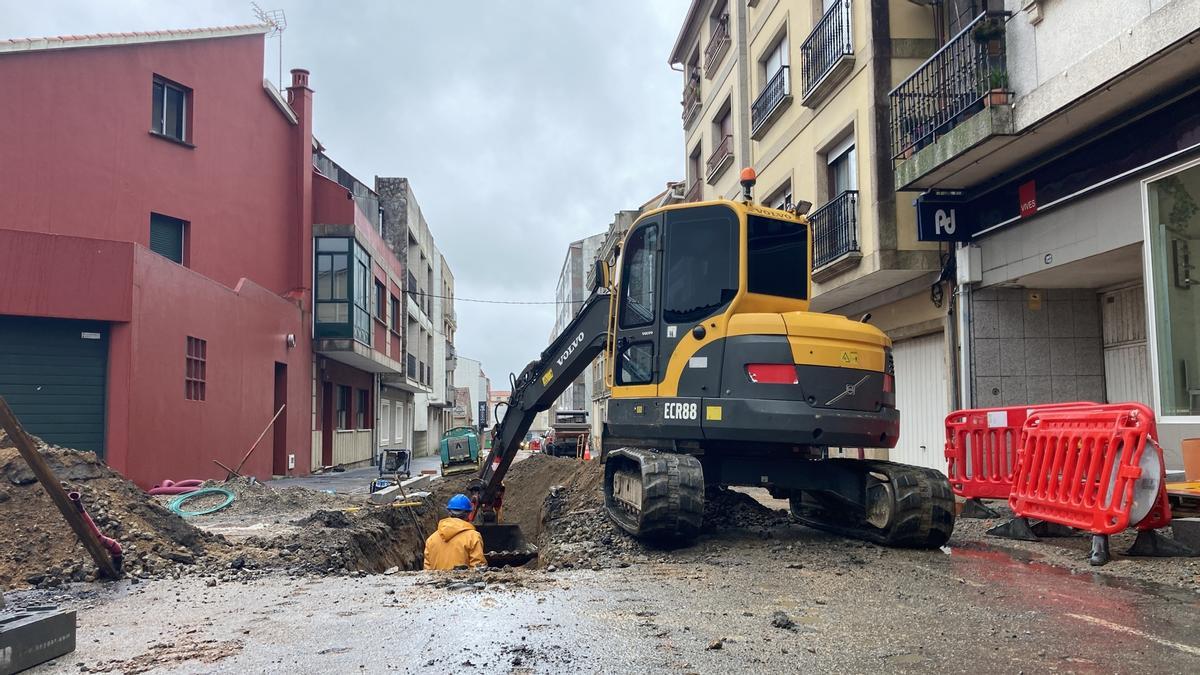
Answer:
470, 170, 954, 564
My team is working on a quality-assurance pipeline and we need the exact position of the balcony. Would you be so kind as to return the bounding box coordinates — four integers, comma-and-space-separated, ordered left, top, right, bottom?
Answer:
890, 11, 1013, 190
810, 190, 861, 281
704, 18, 731, 77
801, 0, 854, 107
751, 66, 791, 139
684, 180, 703, 203
705, 134, 734, 183
446, 341, 457, 362
681, 82, 702, 128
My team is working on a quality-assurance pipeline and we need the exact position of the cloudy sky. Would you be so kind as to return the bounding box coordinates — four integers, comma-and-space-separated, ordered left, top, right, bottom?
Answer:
2, 0, 689, 386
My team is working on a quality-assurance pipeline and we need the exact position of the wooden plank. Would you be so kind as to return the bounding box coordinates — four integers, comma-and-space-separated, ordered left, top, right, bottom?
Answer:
0, 395, 120, 579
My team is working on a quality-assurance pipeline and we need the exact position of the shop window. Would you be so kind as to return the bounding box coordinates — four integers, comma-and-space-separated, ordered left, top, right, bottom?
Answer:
1147, 165, 1200, 415
356, 389, 369, 429
185, 336, 206, 401
336, 385, 350, 430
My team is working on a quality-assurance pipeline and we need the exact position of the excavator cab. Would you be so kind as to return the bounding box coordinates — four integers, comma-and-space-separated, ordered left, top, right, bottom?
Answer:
472, 174, 953, 559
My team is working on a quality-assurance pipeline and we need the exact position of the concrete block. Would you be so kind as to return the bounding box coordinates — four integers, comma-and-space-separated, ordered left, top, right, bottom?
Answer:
998, 302, 1025, 338
1025, 338, 1051, 376
997, 288, 1023, 302
976, 377, 1003, 407
1050, 338, 1077, 375
1052, 376, 1078, 402
974, 339, 1001, 377
1075, 337, 1105, 376
973, 288, 999, 302
1001, 338, 1026, 376
1171, 518, 1200, 550
369, 485, 401, 505
1001, 377, 1029, 406
1047, 301, 1076, 337
402, 474, 432, 491
973, 301, 999, 339
1023, 304, 1048, 337
1027, 376, 1053, 404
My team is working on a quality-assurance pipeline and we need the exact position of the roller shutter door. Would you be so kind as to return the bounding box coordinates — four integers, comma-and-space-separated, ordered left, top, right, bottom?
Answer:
891, 332, 950, 473
0, 316, 108, 456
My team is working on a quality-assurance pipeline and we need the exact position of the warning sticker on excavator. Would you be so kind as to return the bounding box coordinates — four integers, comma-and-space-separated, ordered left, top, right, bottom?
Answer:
541, 369, 553, 386
705, 405, 722, 421
840, 351, 860, 365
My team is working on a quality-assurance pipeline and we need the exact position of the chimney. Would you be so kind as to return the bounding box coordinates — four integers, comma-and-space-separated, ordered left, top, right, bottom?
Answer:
287, 68, 314, 303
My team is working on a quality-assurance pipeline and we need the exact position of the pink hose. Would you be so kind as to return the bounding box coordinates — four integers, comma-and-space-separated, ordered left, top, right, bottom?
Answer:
148, 485, 201, 495
68, 491, 123, 575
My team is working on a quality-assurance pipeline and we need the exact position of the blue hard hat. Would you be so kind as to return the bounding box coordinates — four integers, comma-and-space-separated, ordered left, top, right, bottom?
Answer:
447, 494, 472, 512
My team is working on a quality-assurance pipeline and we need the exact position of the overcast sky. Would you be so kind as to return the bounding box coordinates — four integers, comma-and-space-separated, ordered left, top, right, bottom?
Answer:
2, 0, 689, 387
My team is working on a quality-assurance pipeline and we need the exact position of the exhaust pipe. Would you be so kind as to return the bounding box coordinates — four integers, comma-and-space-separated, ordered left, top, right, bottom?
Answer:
68, 491, 123, 574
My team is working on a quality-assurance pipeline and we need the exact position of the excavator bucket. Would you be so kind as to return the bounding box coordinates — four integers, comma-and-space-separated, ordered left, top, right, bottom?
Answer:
476, 524, 537, 567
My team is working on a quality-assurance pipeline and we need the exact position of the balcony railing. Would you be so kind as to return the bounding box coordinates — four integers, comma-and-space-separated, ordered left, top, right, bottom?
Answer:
751, 66, 790, 135
684, 180, 703, 203
705, 134, 734, 181
810, 190, 859, 270
801, 0, 852, 98
704, 18, 731, 75
681, 83, 702, 127
889, 11, 1010, 159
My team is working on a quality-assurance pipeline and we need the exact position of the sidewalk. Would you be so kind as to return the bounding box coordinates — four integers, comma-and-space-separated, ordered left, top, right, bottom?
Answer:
269, 454, 443, 495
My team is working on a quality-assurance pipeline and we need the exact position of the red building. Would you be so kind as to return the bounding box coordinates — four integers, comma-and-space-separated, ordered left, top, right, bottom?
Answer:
0, 26, 410, 487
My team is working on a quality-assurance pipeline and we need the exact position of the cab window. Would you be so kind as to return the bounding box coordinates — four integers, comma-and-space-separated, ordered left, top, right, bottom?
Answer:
663, 206, 738, 323
619, 223, 658, 328
747, 215, 808, 300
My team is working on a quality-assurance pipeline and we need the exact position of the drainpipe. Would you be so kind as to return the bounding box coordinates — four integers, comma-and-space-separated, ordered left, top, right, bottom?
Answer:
373, 372, 381, 465
956, 263, 973, 410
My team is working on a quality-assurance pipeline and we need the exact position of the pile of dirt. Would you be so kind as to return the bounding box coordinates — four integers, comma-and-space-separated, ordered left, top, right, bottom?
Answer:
0, 436, 221, 589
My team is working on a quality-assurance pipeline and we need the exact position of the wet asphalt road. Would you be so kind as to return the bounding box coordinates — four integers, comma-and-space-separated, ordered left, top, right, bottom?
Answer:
19, 523, 1200, 674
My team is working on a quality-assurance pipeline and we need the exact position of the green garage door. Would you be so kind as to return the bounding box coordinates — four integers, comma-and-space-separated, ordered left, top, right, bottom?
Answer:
0, 316, 109, 457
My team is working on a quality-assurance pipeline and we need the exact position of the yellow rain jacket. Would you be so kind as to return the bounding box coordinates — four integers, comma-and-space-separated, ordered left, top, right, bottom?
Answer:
423, 517, 487, 570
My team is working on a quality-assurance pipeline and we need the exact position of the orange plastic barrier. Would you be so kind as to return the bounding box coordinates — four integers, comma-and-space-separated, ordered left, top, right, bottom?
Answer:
1009, 403, 1171, 535
944, 402, 1094, 499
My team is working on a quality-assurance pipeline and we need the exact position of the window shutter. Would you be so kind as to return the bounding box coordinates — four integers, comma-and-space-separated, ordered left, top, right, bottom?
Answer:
150, 215, 184, 263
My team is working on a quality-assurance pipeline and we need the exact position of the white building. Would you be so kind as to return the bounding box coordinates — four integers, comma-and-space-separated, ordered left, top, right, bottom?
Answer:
552, 232, 606, 413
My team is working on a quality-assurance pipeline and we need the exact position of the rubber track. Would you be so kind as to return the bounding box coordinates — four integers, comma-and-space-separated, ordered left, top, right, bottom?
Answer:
791, 460, 955, 549
604, 447, 704, 541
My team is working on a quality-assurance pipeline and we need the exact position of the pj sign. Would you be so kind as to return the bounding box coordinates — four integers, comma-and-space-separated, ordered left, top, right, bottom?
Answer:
916, 191, 973, 242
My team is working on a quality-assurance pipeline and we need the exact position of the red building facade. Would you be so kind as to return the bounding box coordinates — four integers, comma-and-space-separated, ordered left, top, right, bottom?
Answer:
0, 26, 406, 487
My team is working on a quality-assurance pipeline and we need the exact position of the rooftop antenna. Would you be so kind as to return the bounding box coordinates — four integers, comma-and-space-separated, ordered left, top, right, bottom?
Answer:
251, 3, 287, 88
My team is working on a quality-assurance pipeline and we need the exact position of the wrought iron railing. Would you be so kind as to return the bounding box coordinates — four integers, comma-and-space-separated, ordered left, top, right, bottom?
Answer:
811, 190, 859, 270
706, 134, 733, 180
751, 66, 790, 134
681, 83, 702, 127
704, 18, 731, 75
889, 11, 1010, 159
684, 181, 703, 203
801, 0, 853, 98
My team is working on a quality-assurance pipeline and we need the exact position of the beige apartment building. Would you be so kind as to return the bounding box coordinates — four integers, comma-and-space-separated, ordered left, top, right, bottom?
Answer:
670, 0, 955, 469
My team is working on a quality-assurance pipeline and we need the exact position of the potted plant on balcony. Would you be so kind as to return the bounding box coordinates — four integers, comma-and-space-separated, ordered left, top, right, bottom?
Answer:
972, 17, 1005, 55
985, 67, 1010, 107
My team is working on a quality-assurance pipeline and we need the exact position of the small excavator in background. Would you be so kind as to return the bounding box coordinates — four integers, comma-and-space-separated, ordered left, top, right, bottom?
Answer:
467, 170, 955, 565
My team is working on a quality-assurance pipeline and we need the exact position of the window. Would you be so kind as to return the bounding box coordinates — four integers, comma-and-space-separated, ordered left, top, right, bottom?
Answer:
1148, 164, 1200, 415
375, 281, 386, 319
185, 336, 206, 401
617, 342, 655, 385
828, 135, 857, 197
150, 213, 186, 264
619, 223, 659, 329
663, 207, 738, 323
381, 402, 392, 444
336, 385, 350, 430
768, 182, 793, 210
748, 215, 808, 300
390, 295, 401, 332
151, 77, 189, 142
394, 404, 404, 443
764, 34, 789, 80
314, 237, 372, 345
356, 389, 369, 429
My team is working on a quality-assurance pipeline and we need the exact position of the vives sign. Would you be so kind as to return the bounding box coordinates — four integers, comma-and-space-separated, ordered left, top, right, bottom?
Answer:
915, 191, 974, 242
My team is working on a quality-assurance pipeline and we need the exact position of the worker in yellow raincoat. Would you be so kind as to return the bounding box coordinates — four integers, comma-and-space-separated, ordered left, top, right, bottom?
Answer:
423, 493, 487, 570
